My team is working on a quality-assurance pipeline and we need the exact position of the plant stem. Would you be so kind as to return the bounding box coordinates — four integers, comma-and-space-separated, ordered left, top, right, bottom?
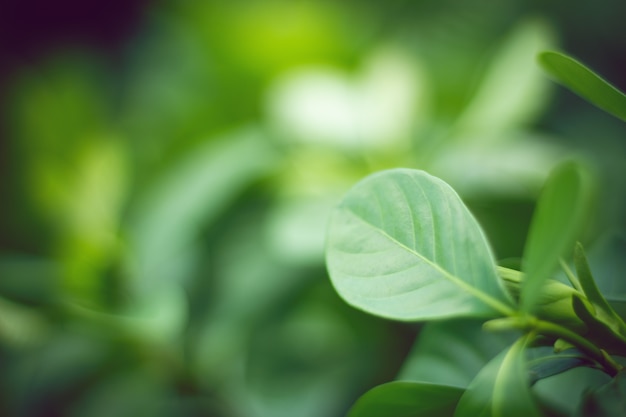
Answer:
559, 259, 584, 293
534, 319, 622, 377
485, 315, 622, 377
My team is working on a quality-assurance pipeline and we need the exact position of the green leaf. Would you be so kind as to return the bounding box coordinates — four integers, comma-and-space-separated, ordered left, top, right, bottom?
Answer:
126, 128, 278, 293
348, 381, 464, 417
520, 161, 592, 313
572, 294, 626, 356
574, 242, 626, 336
499, 267, 586, 332
527, 347, 596, 385
454, 335, 541, 417
585, 234, 626, 319
538, 51, 626, 122
533, 366, 612, 416
325, 168, 514, 321
456, 18, 555, 135
398, 319, 516, 388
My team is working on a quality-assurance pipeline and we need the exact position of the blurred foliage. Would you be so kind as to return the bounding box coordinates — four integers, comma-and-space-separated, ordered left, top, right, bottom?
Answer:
1, 0, 625, 416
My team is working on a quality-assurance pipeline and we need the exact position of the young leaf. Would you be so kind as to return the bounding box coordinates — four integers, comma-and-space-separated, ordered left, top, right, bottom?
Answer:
585, 234, 626, 320
572, 294, 626, 356
454, 335, 541, 417
348, 381, 464, 417
538, 51, 626, 122
574, 242, 626, 336
326, 168, 514, 321
520, 161, 592, 313
499, 267, 586, 332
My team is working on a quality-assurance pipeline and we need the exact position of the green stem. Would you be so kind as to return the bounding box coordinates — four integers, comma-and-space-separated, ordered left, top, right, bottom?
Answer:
534, 319, 621, 377
559, 259, 584, 293
485, 316, 622, 377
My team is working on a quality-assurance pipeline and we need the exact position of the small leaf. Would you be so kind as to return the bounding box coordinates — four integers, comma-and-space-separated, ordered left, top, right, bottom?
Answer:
520, 161, 592, 313
326, 168, 514, 321
572, 294, 626, 356
348, 381, 464, 417
454, 335, 541, 417
499, 267, 586, 332
574, 242, 626, 336
538, 51, 626, 122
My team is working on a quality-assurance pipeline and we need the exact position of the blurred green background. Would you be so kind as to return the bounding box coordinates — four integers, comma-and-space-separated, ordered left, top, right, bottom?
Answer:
1, 1, 626, 416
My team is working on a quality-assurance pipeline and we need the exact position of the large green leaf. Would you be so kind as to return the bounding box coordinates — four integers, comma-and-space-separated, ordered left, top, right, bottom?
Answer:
520, 161, 592, 313
326, 168, 513, 321
538, 51, 626, 122
348, 381, 464, 417
454, 335, 541, 417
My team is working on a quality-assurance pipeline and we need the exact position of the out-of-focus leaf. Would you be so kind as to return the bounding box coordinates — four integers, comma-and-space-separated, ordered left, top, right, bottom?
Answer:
456, 19, 555, 135
242, 288, 380, 417
520, 161, 593, 313
575, 371, 626, 417
538, 51, 626, 122
64, 282, 188, 347
185, 1, 352, 76
326, 168, 514, 321
347, 381, 463, 417
454, 335, 541, 417
6, 330, 111, 416
586, 234, 626, 319
526, 347, 595, 385
192, 211, 304, 385
398, 319, 516, 388
575, 242, 626, 328
68, 372, 173, 417
533, 366, 611, 416
57, 137, 129, 302
126, 128, 278, 292
7, 57, 128, 304
266, 45, 425, 153
0, 257, 60, 304
8, 55, 108, 155
430, 138, 560, 198
0, 296, 49, 347
265, 196, 338, 266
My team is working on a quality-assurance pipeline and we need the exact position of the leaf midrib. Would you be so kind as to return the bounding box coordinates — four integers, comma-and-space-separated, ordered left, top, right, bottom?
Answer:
340, 207, 514, 316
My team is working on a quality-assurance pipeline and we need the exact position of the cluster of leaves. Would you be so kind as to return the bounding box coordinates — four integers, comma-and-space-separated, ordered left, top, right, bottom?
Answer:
2, 0, 624, 415
0, 4, 563, 417
325, 52, 626, 416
